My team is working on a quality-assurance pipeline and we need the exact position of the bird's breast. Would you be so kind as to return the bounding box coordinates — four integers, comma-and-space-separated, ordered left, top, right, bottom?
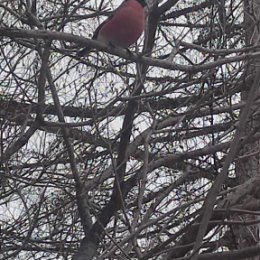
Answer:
97, 2, 145, 48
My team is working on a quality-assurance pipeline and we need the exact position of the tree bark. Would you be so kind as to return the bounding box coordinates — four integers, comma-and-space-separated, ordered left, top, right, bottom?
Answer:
232, 1, 260, 258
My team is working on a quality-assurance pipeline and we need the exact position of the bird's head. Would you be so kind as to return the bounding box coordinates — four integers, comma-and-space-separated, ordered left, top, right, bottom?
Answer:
136, 0, 147, 7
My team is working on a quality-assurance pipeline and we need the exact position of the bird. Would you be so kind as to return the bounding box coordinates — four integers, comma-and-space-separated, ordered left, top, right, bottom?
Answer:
77, 0, 146, 57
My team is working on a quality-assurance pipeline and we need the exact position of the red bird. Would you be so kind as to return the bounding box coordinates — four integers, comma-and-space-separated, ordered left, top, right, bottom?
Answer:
78, 0, 146, 56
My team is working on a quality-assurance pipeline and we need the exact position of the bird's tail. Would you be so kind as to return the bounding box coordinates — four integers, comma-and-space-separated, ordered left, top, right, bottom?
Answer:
77, 47, 92, 57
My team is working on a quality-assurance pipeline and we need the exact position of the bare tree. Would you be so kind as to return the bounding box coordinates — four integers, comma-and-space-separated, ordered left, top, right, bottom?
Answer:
1, 0, 260, 259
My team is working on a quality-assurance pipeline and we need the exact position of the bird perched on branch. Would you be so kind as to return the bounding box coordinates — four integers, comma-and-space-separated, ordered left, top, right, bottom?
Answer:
77, 0, 146, 57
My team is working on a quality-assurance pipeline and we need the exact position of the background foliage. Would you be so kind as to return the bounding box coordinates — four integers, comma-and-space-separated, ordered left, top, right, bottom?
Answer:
1, 0, 260, 259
